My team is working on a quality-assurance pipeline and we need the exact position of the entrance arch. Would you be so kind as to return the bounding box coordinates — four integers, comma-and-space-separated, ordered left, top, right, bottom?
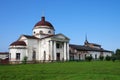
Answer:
56, 53, 60, 61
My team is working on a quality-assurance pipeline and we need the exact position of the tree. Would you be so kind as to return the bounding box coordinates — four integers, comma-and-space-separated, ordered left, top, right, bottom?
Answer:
116, 49, 120, 55
111, 54, 116, 62
105, 55, 111, 61
115, 49, 120, 60
99, 55, 104, 61
85, 56, 93, 61
22, 56, 28, 64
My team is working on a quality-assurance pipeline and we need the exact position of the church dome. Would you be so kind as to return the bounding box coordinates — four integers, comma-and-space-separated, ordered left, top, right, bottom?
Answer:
10, 41, 26, 46
34, 16, 55, 30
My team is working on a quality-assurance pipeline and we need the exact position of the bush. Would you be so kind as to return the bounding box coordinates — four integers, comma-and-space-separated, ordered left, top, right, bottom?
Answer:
22, 56, 28, 64
99, 55, 104, 61
85, 56, 93, 61
116, 55, 120, 60
111, 54, 116, 62
115, 49, 120, 60
105, 55, 111, 61
111, 56, 116, 62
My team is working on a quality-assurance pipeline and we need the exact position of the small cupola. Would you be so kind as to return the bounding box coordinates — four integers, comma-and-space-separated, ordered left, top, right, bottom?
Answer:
33, 16, 55, 38
33, 16, 55, 30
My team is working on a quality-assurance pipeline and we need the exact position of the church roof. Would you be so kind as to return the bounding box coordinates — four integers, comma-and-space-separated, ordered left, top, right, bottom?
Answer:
33, 16, 55, 30
84, 35, 101, 47
88, 43, 101, 47
40, 35, 54, 40
10, 41, 26, 46
23, 35, 39, 39
0, 52, 9, 54
40, 33, 70, 40
70, 44, 111, 52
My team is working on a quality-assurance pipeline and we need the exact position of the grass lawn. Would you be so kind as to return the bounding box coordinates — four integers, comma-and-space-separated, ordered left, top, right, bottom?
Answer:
0, 61, 120, 80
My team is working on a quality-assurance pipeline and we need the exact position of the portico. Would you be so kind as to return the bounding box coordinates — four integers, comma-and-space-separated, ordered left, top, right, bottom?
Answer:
49, 34, 69, 61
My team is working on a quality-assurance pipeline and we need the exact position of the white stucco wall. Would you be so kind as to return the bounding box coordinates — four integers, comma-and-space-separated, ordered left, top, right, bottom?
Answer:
26, 39, 39, 61
9, 46, 27, 61
87, 51, 101, 59
0, 54, 8, 59
39, 38, 51, 61
103, 52, 112, 57
33, 26, 55, 38
9, 36, 39, 61
72, 50, 112, 60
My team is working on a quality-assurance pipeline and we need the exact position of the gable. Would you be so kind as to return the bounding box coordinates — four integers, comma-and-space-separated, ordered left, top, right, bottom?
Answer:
56, 35, 66, 39
51, 33, 70, 41
18, 35, 39, 41
18, 35, 27, 41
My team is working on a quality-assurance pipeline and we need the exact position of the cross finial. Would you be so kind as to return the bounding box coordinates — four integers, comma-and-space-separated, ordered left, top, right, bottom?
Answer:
42, 11, 45, 17
85, 34, 87, 41
85, 34, 88, 44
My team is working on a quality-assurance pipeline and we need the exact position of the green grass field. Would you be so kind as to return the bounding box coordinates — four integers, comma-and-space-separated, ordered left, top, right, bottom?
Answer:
0, 61, 120, 80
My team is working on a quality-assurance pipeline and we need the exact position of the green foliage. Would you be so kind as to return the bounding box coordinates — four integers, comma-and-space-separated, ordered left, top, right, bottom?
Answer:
0, 62, 120, 80
105, 55, 111, 61
85, 56, 93, 61
0, 58, 1, 64
116, 49, 120, 55
111, 54, 116, 62
115, 49, 120, 60
22, 56, 28, 64
99, 55, 104, 61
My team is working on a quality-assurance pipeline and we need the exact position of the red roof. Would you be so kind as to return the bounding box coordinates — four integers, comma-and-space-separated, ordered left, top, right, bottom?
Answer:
10, 41, 26, 46
23, 35, 39, 39
40, 34, 54, 40
34, 16, 55, 30
0, 52, 9, 54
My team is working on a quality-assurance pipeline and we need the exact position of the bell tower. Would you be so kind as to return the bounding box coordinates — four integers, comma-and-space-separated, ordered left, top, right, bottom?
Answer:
84, 34, 89, 46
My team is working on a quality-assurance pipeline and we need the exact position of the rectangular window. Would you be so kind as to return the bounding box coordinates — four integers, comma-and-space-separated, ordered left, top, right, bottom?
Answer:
16, 53, 20, 60
56, 43, 60, 48
95, 54, 97, 59
90, 54, 92, 57
79, 54, 81, 60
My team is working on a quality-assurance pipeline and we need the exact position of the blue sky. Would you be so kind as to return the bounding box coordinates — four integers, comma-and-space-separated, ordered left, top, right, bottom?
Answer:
0, 0, 120, 52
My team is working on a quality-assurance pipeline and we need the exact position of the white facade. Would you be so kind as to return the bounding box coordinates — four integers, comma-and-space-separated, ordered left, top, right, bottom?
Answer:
0, 52, 9, 60
9, 16, 112, 63
9, 16, 70, 63
69, 44, 112, 61
70, 50, 112, 61
33, 26, 55, 38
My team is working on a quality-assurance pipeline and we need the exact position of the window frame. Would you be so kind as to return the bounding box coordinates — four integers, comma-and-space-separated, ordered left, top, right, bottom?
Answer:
16, 53, 20, 60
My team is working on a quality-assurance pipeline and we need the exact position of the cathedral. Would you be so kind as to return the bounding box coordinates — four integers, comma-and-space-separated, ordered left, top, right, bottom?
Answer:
9, 16, 70, 63
9, 16, 112, 63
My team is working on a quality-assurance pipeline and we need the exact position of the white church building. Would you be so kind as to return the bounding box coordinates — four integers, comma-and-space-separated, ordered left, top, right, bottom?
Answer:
9, 16, 69, 63
9, 16, 112, 63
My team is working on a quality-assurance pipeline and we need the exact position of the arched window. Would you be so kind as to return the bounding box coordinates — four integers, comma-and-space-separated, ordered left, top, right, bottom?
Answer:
34, 31, 36, 34
90, 54, 92, 57
40, 31, 43, 34
85, 54, 86, 58
9, 53, 11, 60
95, 54, 97, 59
44, 51, 46, 61
48, 31, 51, 34
32, 51, 36, 60
79, 54, 81, 60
